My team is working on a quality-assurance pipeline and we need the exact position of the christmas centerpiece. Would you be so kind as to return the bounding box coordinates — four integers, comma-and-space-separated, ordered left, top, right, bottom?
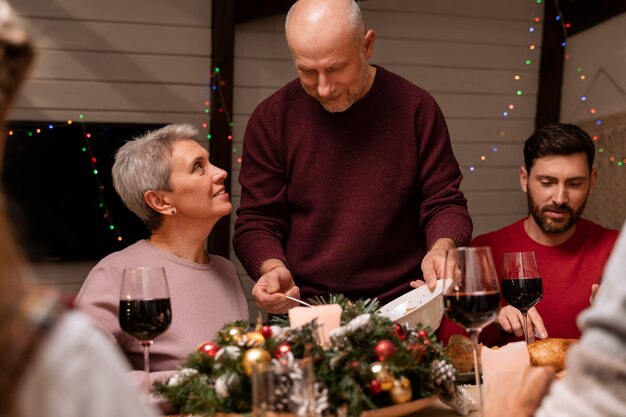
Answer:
154, 295, 475, 416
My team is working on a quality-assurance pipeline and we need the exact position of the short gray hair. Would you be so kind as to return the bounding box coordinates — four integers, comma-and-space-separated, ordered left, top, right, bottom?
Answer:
112, 123, 200, 231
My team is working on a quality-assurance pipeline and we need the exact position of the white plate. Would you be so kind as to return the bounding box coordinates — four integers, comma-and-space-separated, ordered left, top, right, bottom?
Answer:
377, 279, 451, 331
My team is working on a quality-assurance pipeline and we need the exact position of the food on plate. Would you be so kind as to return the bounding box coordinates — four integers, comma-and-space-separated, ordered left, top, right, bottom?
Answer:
445, 334, 483, 373
446, 336, 577, 377
528, 338, 578, 371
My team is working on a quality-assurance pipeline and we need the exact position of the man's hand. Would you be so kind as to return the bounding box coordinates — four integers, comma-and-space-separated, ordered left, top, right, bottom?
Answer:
252, 259, 301, 313
590, 283, 600, 304
496, 306, 548, 342
412, 238, 456, 290
484, 366, 555, 417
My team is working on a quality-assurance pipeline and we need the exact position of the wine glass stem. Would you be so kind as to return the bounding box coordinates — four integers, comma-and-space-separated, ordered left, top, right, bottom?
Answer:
468, 329, 483, 416
141, 340, 153, 404
522, 312, 529, 345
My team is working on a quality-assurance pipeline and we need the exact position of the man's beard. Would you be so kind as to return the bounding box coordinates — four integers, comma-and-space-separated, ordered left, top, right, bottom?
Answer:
527, 191, 587, 234
305, 63, 370, 113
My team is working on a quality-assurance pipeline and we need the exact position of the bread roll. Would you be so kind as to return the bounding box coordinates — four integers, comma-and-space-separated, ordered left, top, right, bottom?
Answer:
528, 338, 577, 371
445, 334, 483, 373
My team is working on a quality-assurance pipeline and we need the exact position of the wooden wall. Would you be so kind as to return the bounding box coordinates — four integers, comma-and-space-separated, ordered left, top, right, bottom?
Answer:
230, 0, 543, 283
11, 0, 212, 124
560, 12, 626, 231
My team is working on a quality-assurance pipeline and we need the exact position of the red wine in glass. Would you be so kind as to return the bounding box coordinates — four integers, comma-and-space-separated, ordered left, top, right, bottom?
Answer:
119, 298, 172, 341
501, 252, 542, 344
443, 291, 501, 329
119, 267, 171, 403
443, 246, 500, 416
501, 277, 542, 313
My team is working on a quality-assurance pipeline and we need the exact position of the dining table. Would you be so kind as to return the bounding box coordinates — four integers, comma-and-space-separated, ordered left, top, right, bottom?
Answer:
415, 385, 480, 417
166, 385, 480, 417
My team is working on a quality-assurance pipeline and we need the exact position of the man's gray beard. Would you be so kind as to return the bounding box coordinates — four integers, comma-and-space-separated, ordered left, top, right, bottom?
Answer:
308, 64, 370, 113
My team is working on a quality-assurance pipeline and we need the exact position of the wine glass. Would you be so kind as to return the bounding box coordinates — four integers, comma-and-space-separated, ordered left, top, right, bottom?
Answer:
443, 247, 500, 416
501, 251, 542, 344
119, 267, 172, 403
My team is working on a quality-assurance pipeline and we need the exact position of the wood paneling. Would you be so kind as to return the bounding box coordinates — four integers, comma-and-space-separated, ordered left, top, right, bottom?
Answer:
453, 143, 524, 167
31, 50, 212, 83
466, 190, 527, 215
7, 109, 208, 124
16, 0, 211, 26
460, 167, 522, 191
12, 1, 211, 125
446, 119, 534, 143
27, 19, 210, 55
387, 66, 539, 95
17, 81, 204, 113
359, 0, 537, 20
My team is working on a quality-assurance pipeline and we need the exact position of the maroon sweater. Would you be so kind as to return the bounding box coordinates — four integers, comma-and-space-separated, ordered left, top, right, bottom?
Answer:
233, 66, 472, 304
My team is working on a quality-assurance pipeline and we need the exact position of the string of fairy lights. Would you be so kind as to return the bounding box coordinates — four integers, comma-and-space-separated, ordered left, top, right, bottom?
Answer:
468, 0, 625, 171
5, 0, 624, 243
468, 0, 543, 172
204, 67, 239, 163
554, 3, 626, 168
7, 114, 125, 243
5, 67, 234, 244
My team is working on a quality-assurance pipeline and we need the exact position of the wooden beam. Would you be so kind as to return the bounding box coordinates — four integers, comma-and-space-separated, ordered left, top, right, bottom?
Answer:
234, 0, 370, 23
558, 0, 626, 36
535, 0, 565, 129
235, 0, 296, 24
208, 0, 235, 258
535, 1, 626, 129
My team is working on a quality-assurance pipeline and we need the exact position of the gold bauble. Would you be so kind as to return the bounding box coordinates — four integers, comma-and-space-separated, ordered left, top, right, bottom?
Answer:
370, 361, 394, 391
222, 326, 246, 344
242, 347, 271, 377
390, 376, 413, 404
245, 331, 266, 347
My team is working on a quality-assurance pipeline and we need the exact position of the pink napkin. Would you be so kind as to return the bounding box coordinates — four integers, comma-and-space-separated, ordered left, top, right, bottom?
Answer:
481, 341, 530, 391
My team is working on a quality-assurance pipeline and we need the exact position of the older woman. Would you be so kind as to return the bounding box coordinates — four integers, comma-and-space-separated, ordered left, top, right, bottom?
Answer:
75, 124, 249, 391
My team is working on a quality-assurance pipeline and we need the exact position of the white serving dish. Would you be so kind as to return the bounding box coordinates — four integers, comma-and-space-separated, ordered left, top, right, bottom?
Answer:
377, 279, 451, 331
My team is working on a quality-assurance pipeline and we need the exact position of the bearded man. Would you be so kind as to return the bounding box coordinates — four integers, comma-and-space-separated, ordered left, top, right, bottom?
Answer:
439, 123, 619, 346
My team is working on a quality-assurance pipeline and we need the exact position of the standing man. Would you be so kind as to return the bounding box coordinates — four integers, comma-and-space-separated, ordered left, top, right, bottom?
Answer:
439, 123, 620, 346
234, 0, 472, 313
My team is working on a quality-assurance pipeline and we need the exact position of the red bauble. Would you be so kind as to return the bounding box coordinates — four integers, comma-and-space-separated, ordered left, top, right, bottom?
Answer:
260, 325, 272, 339
417, 330, 429, 339
275, 341, 291, 358
370, 379, 382, 394
197, 341, 220, 358
394, 323, 407, 340
374, 339, 397, 361
407, 343, 426, 363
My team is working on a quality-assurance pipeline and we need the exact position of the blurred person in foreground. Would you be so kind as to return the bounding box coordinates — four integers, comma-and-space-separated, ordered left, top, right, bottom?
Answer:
484, 220, 626, 417
439, 123, 619, 346
75, 124, 249, 396
233, 0, 471, 313
0, 2, 157, 416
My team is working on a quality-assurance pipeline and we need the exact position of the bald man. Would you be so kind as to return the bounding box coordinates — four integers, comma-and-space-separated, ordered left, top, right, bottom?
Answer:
233, 0, 472, 313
